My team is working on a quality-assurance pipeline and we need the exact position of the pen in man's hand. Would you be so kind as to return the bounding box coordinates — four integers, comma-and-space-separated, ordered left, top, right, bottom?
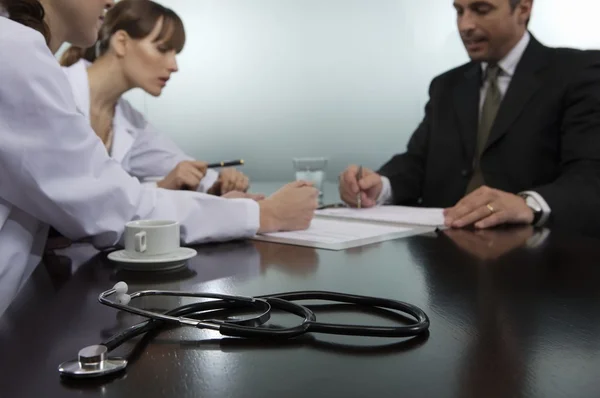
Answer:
356, 165, 363, 209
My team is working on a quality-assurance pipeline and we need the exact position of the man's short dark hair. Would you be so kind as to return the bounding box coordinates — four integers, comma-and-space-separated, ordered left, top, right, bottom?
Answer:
509, 0, 530, 26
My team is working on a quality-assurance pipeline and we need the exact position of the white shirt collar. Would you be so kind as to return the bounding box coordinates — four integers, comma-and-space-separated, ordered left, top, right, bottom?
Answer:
482, 31, 530, 77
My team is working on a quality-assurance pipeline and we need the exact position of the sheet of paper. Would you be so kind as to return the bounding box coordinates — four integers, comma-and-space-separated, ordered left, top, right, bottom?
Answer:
315, 205, 445, 227
252, 218, 429, 250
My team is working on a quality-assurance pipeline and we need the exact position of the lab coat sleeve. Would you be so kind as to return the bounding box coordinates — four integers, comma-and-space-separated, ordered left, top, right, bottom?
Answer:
119, 100, 219, 193
0, 29, 259, 248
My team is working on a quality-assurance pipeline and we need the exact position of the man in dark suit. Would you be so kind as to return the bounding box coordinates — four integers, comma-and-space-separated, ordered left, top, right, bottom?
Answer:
339, 0, 600, 234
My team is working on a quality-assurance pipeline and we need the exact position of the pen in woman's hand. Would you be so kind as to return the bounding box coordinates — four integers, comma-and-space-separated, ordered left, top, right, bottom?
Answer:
207, 159, 244, 168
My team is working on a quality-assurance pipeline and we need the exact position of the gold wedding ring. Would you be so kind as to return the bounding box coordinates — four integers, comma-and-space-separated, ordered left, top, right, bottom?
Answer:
486, 203, 495, 214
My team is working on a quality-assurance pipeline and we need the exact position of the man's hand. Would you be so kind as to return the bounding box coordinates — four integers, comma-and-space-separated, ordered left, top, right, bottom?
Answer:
338, 165, 382, 208
157, 161, 207, 191
208, 168, 250, 195
444, 186, 534, 229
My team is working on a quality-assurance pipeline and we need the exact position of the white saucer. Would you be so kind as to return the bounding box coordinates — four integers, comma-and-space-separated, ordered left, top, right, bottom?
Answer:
107, 247, 197, 271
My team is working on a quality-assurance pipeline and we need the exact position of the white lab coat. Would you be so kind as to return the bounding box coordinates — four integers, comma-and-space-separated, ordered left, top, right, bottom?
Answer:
61, 60, 219, 192
0, 17, 260, 305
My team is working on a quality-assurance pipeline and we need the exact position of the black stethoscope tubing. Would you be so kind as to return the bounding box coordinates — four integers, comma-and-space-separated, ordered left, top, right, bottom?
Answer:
59, 287, 430, 379
103, 296, 317, 352
103, 290, 428, 350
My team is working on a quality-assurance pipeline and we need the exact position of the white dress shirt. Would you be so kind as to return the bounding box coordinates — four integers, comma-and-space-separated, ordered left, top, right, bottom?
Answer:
377, 32, 550, 226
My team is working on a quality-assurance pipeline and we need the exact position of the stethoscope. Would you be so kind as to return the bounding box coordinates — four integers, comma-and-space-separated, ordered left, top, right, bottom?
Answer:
58, 282, 430, 379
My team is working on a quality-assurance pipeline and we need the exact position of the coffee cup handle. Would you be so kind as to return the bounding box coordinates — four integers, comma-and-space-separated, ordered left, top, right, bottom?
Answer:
135, 231, 147, 253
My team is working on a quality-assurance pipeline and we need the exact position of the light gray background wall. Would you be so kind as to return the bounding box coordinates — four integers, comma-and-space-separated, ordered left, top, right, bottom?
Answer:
65, 0, 600, 181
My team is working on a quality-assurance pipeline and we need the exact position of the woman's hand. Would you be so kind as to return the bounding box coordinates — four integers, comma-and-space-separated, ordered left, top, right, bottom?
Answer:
157, 161, 207, 190
207, 168, 250, 195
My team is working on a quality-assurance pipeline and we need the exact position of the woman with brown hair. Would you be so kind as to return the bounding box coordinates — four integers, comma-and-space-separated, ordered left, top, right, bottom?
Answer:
59, 0, 247, 195
0, 0, 318, 301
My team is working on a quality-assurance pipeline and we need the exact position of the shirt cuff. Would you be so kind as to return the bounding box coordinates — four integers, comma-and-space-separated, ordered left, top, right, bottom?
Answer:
520, 190, 551, 227
377, 176, 393, 205
237, 198, 261, 234
198, 169, 220, 193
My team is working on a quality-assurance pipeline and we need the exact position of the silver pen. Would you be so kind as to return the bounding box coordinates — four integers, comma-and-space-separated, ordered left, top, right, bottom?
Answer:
356, 165, 363, 209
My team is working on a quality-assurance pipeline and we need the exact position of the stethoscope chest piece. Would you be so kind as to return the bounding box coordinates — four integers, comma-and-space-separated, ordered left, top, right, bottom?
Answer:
58, 344, 127, 378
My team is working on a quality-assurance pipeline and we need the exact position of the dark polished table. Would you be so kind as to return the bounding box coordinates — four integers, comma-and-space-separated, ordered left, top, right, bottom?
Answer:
1, 183, 600, 398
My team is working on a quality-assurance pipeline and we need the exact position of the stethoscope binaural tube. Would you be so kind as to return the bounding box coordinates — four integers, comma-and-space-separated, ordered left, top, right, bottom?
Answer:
99, 281, 272, 329
59, 283, 283, 379
101, 296, 316, 352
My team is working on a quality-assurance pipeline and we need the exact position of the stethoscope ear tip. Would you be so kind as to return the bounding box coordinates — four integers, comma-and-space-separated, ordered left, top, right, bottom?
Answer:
58, 345, 128, 379
111, 281, 131, 304
115, 293, 131, 305
113, 281, 128, 295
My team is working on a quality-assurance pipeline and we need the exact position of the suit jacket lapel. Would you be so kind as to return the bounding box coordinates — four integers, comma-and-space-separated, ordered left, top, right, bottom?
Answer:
453, 63, 481, 162
484, 37, 551, 152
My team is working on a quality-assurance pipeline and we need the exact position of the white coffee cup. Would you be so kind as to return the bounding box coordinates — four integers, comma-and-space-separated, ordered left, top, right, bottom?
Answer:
124, 220, 180, 257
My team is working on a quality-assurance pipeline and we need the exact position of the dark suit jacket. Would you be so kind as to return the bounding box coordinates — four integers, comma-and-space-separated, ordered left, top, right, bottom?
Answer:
379, 35, 600, 235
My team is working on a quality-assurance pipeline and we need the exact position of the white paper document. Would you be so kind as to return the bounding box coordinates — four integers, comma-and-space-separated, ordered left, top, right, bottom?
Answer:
252, 218, 430, 250
315, 205, 445, 227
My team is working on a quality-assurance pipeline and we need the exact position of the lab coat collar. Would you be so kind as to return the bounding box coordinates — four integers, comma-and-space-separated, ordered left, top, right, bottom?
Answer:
64, 60, 92, 119
110, 103, 135, 163
64, 60, 135, 163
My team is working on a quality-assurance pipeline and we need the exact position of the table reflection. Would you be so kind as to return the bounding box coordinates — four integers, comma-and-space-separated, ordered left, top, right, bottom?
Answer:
442, 226, 539, 260
409, 227, 600, 398
253, 241, 320, 276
